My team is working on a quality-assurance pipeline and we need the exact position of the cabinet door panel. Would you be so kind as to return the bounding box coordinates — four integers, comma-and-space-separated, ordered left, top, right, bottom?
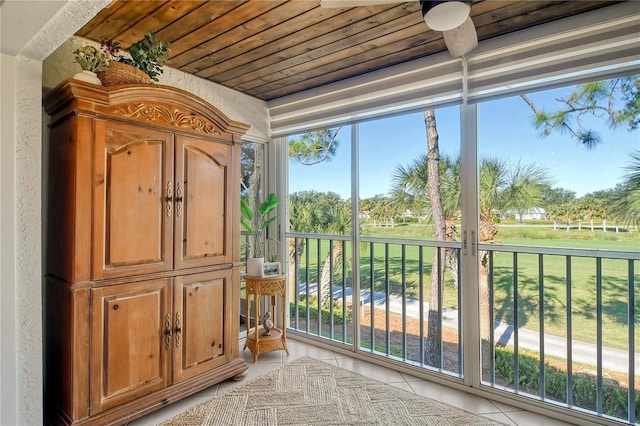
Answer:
93, 120, 174, 279
173, 270, 230, 382
90, 279, 171, 413
174, 136, 232, 269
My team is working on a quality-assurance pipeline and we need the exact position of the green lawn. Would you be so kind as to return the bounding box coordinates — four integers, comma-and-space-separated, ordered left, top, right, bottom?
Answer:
292, 224, 639, 350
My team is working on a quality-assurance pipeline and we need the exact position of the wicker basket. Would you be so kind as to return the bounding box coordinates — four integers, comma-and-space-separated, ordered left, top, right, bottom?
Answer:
97, 62, 152, 86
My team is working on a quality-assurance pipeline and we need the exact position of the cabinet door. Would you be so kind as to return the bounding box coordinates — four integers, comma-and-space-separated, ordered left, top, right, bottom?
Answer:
90, 279, 171, 414
173, 270, 230, 382
93, 120, 174, 279
174, 135, 233, 269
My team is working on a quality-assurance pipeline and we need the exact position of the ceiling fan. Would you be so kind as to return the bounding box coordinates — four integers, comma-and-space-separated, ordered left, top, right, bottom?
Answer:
320, 0, 478, 57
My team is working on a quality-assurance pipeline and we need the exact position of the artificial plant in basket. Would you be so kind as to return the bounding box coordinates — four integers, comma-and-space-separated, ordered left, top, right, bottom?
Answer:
100, 31, 171, 83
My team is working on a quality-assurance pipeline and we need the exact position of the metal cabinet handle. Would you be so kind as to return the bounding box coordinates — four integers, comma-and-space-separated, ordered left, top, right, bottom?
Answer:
175, 312, 182, 347
164, 314, 172, 350
176, 182, 183, 218
166, 181, 173, 218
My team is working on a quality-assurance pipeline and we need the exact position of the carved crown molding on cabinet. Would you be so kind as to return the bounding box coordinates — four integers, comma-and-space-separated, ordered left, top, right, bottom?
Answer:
44, 80, 250, 140
113, 103, 222, 136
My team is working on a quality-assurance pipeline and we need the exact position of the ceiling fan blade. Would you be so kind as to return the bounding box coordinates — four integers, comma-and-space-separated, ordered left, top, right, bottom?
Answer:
443, 16, 478, 57
320, 0, 414, 8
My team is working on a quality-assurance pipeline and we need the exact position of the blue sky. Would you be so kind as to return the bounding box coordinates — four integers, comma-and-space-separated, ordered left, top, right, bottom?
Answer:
289, 84, 639, 200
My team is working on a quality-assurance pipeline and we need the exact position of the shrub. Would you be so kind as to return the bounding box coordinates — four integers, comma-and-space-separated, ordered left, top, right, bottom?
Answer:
292, 295, 351, 325
495, 347, 640, 419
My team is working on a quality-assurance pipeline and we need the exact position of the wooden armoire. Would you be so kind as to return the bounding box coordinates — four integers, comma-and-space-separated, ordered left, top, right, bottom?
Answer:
43, 80, 250, 425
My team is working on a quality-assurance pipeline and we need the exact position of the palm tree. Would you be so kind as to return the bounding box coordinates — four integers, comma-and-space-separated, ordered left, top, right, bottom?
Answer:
599, 202, 609, 232
613, 150, 640, 228
318, 204, 351, 306
477, 157, 550, 375
391, 153, 461, 288
501, 160, 549, 223
476, 157, 508, 376
580, 196, 600, 232
561, 202, 579, 231
392, 146, 549, 371
479, 157, 506, 216
288, 197, 307, 304
369, 196, 395, 227
546, 205, 563, 230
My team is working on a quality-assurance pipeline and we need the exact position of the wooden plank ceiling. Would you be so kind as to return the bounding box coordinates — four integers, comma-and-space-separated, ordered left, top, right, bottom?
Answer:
77, 0, 620, 101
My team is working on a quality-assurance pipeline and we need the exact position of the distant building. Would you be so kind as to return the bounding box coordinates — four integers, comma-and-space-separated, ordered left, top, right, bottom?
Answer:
359, 210, 371, 220
503, 207, 547, 221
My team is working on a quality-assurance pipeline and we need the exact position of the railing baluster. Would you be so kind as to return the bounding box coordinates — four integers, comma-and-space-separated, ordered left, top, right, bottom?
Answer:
317, 238, 322, 336
513, 252, 519, 393
566, 255, 573, 407
538, 254, 546, 398
385, 242, 390, 356
329, 239, 334, 340
402, 244, 407, 361
419, 246, 425, 366
438, 246, 444, 369
370, 241, 375, 353
294, 237, 300, 330
342, 240, 347, 343
596, 257, 603, 415
457, 248, 462, 375
305, 238, 310, 334
628, 259, 636, 424
489, 250, 495, 384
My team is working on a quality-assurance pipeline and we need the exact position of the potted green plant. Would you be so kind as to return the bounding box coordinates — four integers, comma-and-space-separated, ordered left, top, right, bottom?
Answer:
72, 45, 109, 85
98, 32, 170, 85
241, 186, 278, 276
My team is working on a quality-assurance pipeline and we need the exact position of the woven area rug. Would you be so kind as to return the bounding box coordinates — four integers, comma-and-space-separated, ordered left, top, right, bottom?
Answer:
159, 356, 503, 425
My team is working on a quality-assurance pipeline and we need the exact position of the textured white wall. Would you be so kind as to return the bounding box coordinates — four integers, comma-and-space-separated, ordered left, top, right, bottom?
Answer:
15, 55, 44, 424
43, 37, 270, 142
0, 53, 45, 426
0, 52, 18, 426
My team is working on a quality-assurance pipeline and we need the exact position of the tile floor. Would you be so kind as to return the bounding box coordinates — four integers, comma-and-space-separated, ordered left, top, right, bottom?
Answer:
130, 337, 577, 425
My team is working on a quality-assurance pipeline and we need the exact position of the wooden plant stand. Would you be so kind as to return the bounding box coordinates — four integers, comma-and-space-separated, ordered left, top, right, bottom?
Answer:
243, 274, 289, 362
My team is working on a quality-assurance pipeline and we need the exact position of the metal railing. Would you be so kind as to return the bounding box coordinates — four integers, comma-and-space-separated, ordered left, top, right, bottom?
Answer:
482, 243, 640, 424
285, 232, 640, 424
288, 233, 463, 377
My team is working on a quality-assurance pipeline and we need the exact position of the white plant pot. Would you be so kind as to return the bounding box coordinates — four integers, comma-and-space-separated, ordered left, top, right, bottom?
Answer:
247, 257, 264, 277
73, 70, 102, 85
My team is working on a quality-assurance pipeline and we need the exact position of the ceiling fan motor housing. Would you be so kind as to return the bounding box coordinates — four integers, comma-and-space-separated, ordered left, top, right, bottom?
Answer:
421, 0, 471, 31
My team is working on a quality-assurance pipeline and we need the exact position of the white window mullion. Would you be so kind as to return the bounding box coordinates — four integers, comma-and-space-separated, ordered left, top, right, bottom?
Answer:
460, 94, 481, 386
351, 124, 361, 352
273, 137, 288, 266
